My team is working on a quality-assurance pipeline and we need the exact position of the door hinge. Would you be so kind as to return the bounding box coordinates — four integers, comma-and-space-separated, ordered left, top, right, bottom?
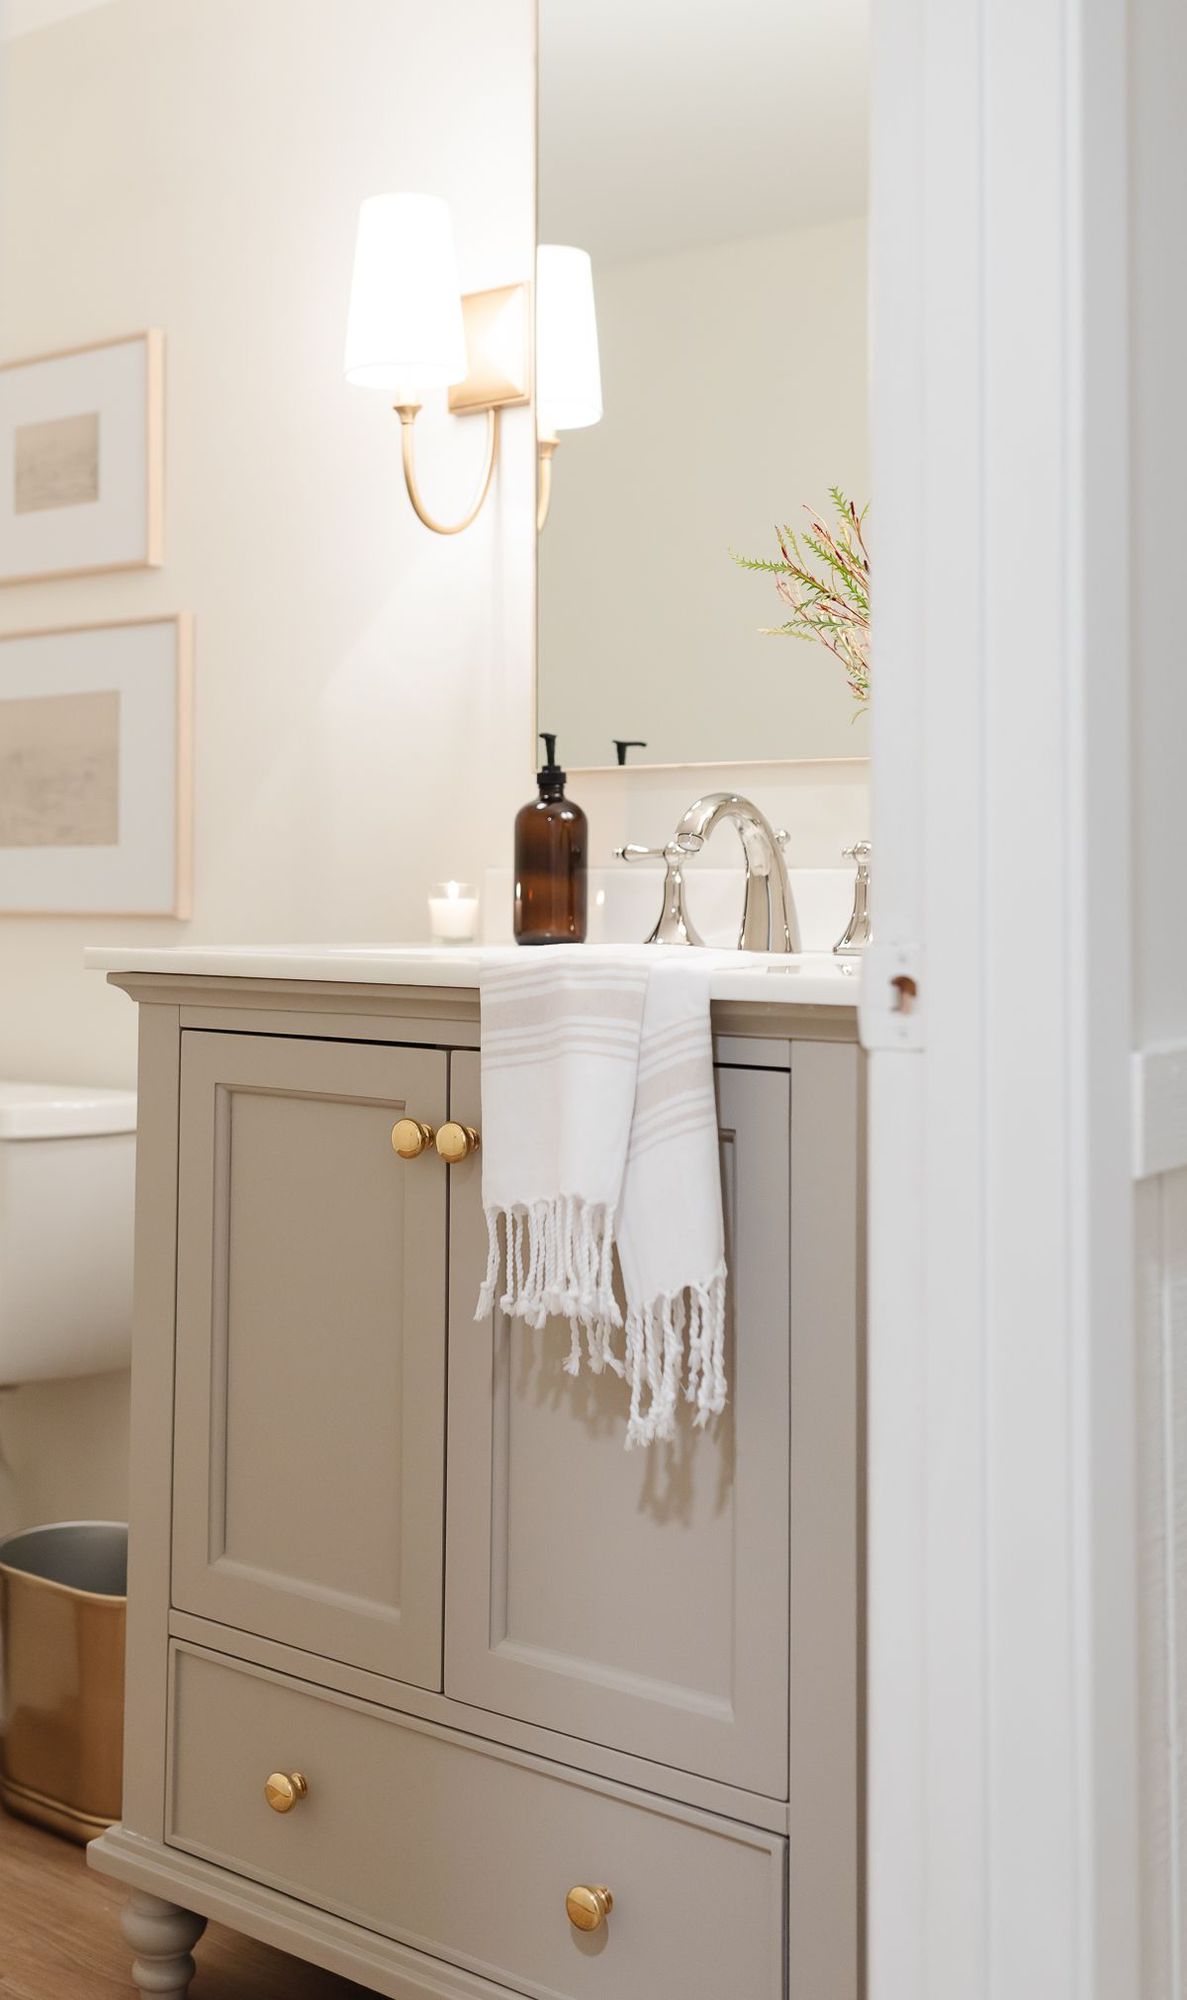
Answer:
858, 942, 925, 1052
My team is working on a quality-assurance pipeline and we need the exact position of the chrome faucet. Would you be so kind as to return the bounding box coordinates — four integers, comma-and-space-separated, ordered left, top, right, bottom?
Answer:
673, 794, 801, 953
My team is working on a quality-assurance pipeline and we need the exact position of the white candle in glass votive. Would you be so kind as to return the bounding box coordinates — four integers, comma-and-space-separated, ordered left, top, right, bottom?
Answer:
428, 880, 479, 944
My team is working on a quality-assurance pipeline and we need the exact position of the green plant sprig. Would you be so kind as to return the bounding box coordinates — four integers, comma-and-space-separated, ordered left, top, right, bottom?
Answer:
732, 488, 871, 708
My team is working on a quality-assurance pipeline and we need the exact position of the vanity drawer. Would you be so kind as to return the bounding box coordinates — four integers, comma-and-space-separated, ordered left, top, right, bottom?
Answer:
167, 1644, 786, 2000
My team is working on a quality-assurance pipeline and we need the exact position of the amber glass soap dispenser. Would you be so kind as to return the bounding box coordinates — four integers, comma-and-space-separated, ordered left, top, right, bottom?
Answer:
514, 734, 587, 944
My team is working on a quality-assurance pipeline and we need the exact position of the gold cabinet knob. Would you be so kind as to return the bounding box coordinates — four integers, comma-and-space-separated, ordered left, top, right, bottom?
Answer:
565, 1885, 613, 1932
391, 1117, 434, 1159
435, 1121, 480, 1164
264, 1771, 308, 1814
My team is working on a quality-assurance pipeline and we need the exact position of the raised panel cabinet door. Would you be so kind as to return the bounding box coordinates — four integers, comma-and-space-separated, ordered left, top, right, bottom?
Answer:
172, 1031, 448, 1686
445, 1053, 791, 1797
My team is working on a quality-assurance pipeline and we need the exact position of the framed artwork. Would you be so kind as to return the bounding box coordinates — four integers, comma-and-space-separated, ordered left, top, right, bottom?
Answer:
0, 616, 192, 917
0, 331, 163, 586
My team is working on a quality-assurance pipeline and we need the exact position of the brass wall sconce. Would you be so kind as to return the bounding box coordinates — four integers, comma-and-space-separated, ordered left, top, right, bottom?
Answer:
345, 192, 530, 537
344, 198, 601, 537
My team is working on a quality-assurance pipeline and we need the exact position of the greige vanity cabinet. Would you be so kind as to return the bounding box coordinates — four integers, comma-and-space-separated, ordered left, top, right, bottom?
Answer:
88, 974, 862, 2000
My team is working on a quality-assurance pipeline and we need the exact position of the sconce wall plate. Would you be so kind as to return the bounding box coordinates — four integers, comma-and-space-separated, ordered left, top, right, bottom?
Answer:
448, 282, 531, 415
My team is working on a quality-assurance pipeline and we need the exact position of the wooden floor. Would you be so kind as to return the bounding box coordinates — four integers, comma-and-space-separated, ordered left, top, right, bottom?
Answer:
0, 1808, 372, 2000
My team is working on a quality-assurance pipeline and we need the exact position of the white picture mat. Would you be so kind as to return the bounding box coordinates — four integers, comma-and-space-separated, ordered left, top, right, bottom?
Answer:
0, 620, 185, 913
0, 337, 154, 581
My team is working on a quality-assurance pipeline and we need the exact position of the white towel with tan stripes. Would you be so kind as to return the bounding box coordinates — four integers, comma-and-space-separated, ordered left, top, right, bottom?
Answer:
475, 946, 727, 1448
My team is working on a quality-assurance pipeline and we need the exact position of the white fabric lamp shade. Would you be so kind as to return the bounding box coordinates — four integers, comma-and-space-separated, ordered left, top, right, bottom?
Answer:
344, 192, 467, 400
536, 244, 603, 435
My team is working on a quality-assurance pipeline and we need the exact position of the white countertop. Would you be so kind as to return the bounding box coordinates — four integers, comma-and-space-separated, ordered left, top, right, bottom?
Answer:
84, 943, 861, 1009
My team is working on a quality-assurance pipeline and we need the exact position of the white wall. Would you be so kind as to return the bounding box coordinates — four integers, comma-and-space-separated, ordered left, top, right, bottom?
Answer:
0, 0, 536, 1090
1130, 0, 1187, 1985
539, 218, 870, 768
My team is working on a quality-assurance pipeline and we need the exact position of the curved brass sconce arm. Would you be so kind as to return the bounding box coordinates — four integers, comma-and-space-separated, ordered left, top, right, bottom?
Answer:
537, 436, 559, 533
395, 403, 500, 537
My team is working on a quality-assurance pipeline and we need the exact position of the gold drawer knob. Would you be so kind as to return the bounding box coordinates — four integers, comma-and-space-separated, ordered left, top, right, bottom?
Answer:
392, 1117, 434, 1159
264, 1770, 308, 1814
435, 1121, 480, 1164
565, 1885, 613, 1932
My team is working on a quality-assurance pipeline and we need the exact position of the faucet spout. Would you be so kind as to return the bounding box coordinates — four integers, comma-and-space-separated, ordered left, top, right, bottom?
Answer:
674, 793, 800, 953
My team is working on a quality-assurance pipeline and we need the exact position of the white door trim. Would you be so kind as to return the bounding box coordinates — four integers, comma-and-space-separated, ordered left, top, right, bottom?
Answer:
866, 0, 1139, 1992
1133, 1048, 1187, 1180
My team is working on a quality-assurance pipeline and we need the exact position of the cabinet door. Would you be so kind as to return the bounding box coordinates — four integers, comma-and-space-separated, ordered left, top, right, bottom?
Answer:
445, 1053, 790, 1796
172, 1031, 448, 1687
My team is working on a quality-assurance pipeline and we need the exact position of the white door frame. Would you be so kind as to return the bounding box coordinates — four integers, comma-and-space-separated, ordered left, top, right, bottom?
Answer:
865, 0, 1139, 1992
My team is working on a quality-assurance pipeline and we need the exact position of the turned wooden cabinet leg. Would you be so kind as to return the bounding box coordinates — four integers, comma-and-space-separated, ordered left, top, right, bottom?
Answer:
120, 1891, 207, 1998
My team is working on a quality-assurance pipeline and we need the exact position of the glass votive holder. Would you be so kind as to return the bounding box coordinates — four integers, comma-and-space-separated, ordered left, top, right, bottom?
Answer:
428, 880, 479, 945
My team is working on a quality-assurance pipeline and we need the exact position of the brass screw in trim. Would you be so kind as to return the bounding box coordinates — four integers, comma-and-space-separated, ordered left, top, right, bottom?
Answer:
435, 1121, 481, 1164
565, 1885, 613, 1932
391, 1117, 434, 1159
264, 1771, 308, 1814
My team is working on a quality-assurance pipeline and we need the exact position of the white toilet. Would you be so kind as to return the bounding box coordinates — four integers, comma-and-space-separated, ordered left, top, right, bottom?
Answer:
0, 1081, 137, 1384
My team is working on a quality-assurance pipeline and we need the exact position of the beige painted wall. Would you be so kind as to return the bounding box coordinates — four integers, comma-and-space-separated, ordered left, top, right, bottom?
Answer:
0, 1373, 131, 1537
539, 218, 870, 768
0, 0, 537, 1091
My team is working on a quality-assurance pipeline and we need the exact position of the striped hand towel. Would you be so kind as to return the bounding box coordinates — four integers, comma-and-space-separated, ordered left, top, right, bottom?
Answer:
476, 946, 726, 1447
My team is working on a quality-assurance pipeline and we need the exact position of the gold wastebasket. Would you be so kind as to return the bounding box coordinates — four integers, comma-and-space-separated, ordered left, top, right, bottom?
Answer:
0, 1521, 126, 1843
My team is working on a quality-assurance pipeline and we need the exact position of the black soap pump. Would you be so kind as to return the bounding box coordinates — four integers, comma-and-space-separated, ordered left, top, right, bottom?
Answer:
514, 734, 588, 944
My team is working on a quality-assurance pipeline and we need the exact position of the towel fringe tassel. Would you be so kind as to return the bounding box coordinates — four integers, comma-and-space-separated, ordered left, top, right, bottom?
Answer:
477, 1205, 726, 1450
624, 1266, 727, 1449
476, 1199, 622, 1363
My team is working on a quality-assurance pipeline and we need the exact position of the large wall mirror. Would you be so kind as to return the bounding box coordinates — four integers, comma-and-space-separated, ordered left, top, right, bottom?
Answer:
536, 0, 870, 771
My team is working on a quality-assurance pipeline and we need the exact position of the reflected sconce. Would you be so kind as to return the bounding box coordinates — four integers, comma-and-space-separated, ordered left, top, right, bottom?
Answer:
344, 191, 530, 536
535, 245, 603, 531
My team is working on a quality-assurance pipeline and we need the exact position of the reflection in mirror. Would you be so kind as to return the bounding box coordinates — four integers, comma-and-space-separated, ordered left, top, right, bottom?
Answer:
537, 0, 870, 770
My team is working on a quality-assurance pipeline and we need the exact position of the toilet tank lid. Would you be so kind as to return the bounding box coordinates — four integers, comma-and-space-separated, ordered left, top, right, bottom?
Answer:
0, 1080, 137, 1140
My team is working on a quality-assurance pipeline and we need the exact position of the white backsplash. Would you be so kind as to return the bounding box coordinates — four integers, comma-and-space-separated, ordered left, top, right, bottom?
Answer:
482, 865, 854, 952
573, 760, 870, 872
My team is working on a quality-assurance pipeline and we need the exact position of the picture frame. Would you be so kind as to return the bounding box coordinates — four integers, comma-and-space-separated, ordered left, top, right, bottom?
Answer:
0, 615, 192, 917
0, 331, 164, 586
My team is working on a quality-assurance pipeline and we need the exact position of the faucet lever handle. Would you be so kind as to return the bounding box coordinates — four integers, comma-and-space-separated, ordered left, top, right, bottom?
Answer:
614, 843, 668, 863
835, 841, 873, 955
613, 843, 704, 946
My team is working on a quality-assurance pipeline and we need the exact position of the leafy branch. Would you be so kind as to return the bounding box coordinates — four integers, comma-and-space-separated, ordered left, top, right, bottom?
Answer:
732, 488, 871, 708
